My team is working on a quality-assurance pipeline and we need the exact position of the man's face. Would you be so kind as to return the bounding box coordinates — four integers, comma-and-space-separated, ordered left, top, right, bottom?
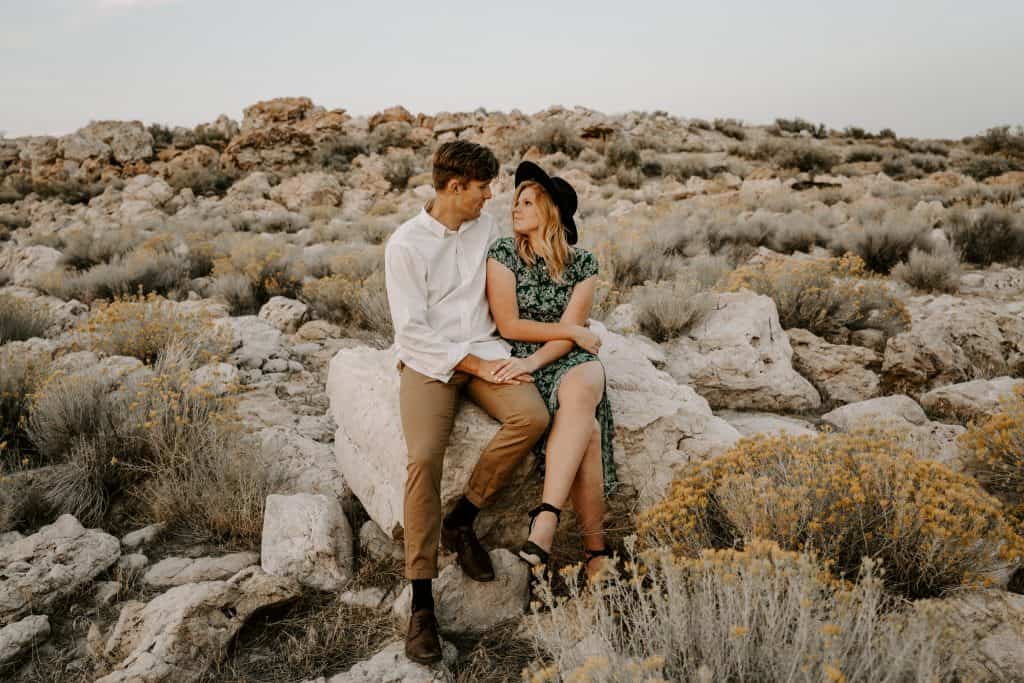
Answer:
456, 179, 493, 220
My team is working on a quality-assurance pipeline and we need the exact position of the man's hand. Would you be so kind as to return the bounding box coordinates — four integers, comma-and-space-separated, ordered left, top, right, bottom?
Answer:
492, 357, 537, 383
476, 358, 533, 384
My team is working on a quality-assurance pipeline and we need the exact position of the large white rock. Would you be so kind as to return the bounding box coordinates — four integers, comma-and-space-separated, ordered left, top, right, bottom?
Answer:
217, 315, 287, 369
0, 244, 62, 287
261, 493, 353, 591
0, 515, 120, 626
787, 328, 881, 405
142, 552, 259, 588
96, 567, 299, 683
257, 426, 349, 501
326, 323, 739, 538
258, 295, 309, 334
270, 171, 344, 210
664, 291, 822, 412
0, 614, 50, 665
716, 411, 818, 438
882, 296, 1024, 392
302, 639, 457, 683
920, 376, 1024, 423
821, 395, 966, 468
393, 549, 527, 635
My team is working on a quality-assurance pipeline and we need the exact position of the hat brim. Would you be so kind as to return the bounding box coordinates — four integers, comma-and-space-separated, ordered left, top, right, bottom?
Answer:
514, 161, 578, 245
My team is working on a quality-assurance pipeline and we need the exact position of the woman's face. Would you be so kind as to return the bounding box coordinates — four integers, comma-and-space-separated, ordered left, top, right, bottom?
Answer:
512, 185, 543, 236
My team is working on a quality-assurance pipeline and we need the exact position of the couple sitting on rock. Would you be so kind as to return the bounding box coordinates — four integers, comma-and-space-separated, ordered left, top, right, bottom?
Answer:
384, 140, 617, 664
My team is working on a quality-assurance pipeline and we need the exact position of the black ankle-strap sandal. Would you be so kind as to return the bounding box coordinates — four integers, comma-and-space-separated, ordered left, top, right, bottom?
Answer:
517, 503, 561, 568
583, 547, 614, 586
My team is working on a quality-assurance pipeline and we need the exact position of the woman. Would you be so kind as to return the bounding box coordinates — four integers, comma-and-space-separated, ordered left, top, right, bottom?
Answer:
485, 161, 616, 582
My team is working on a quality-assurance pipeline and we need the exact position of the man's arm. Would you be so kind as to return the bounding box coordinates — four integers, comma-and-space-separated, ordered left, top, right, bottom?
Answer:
385, 241, 472, 378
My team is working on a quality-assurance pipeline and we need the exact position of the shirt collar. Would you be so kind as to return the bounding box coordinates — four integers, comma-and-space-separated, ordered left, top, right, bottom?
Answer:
419, 201, 480, 239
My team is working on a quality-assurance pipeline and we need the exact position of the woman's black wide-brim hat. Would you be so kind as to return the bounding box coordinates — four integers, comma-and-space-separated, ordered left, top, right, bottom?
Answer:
514, 161, 579, 245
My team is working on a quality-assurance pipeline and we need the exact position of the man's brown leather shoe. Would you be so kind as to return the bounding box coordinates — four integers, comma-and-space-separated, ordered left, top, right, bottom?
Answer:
441, 524, 495, 582
405, 608, 443, 664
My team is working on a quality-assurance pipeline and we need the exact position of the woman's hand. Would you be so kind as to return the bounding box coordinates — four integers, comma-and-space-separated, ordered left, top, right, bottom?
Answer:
572, 325, 602, 354
492, 357, 537, 384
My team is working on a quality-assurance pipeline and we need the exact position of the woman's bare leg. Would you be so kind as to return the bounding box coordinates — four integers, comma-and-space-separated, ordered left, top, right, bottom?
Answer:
528, 361, 605, 552
569, 420, 607, 580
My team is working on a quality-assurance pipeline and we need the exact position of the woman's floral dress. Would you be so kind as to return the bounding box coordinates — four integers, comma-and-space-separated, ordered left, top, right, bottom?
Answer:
487, 236, 617, 494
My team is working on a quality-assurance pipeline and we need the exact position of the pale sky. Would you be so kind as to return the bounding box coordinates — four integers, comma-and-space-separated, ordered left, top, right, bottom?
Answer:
2, 0, 1022, 140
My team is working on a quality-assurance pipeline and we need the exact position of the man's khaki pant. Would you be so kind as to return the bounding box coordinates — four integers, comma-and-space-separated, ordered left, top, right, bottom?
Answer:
399, 363, 550, 579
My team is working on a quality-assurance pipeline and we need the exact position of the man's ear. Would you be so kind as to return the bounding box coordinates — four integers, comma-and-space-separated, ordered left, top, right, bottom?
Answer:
446, 178, 463, 194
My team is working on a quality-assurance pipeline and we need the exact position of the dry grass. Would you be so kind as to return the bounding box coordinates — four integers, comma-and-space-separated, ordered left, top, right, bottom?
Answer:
959, 386, 1024, 527
943, 206, 1024, 266
637, 431, 1024, 599
0, 294, 52, 343
632, 277, 715, 343
207, 272, 257, 315
834, 209, 932, 274
525, 539, 963, 683
301, 271, 393, 344
0, 345, 51, 470
891, 245, 962, 293
724, 253, 910, 341
36, 247, 192, 304
209, 236, 306, 307
73, 292, 232, 365
200, 591, 399, 683
453, 620, 538, 683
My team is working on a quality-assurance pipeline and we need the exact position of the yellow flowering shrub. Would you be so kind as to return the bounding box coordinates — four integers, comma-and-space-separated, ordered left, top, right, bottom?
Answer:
723, 253, 910, 341
637, 431, 1024, 599
210, 237, 305, 305
525, 539, 962, 682
959, 386, 1024, 525
73, 292, 232, 365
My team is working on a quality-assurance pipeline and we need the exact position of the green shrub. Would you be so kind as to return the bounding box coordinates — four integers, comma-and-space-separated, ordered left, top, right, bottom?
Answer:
632, 277, 713, 342
36, 247, 192, 304
0, 294, 52, 343
845, 145, 884, 163
615, 166, 643, 189
973, 125, 1024, 158
713, 118, 746, 141
962, 155, 1019, 181
774, 142, 839, 176
316, 135, 369, 172
519, 121, 584, 158
836, 210, 932, 273
637, 431, 1024, 598
724, 253, 910, 340
892, 246, 962, 293
605, 137, 641, 169
943, 206, 1024, 265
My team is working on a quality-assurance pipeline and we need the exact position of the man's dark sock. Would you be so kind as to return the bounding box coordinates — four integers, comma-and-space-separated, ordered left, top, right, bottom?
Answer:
443, 496, 479, 529
411, 579, 434, 612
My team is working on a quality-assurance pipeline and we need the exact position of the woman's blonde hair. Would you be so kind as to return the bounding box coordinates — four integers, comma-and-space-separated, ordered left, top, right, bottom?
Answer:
513, 180, 570, 282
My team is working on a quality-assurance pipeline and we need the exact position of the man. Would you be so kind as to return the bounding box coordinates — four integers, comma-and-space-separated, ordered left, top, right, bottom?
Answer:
384, 140, 551, 664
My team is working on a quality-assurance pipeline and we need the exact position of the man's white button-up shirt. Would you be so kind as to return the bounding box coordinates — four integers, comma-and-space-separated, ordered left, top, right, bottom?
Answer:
384, 205, 511, 383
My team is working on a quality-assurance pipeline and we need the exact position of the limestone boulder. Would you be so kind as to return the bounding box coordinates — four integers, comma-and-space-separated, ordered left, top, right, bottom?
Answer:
787, 327, 881, 405
821, 395, 966, 468
664, 291, 821, 412
0, 515, 120, 625
716, 411, 818, 438
216, 315, 287, 369
121, 174, 174, 206
920, 377, 1024, 423
393, 549, 527, 635
302, 639, 457, 683
190, 362, 239, 396
270, 171, 344, 210
368, 105, 415, 131
241, 97, 316, 132
142, 552, 259, 588
159, 145, 221, 185
0, 244, 62, 286
882, 296, 1024, 393
96, 566, 299, 683
326, 322, 739, 539
258, 295, 310, 333
256, 426, 349, 501
121, 523, 164, 550
222, 126, 316, 173
261, 493, 353, 591
0, 614, 50, 665
59, 120, 153, 163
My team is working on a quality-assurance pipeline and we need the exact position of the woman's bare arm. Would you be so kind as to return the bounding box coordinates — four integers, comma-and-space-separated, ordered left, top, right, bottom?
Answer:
521, 275, 598, 372
487, 258, 583, 344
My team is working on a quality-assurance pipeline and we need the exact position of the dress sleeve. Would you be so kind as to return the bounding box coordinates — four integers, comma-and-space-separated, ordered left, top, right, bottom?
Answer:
573, 248, 599, 283
487, 237, 518, 272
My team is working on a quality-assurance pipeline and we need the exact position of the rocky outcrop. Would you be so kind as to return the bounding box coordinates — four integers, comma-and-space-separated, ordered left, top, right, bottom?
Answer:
59, 120, 153, 164
326, 323, 739, 539
261, 493, 353, 591
301, 639, 457, 683
920, 377, 1024, 423
95, 567, 299, 683
0, 515, 120, 626
269, 171, 344, 210
258, 296, 310, 333
0, 615, 50, 665
787, 328, 881, 405
142, 553, 259, 588
665, 291, 822, 412
882, 296, 1024, 393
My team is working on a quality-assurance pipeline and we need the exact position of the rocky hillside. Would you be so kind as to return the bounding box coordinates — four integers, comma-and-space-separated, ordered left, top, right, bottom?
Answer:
1, 98, 1023, 681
